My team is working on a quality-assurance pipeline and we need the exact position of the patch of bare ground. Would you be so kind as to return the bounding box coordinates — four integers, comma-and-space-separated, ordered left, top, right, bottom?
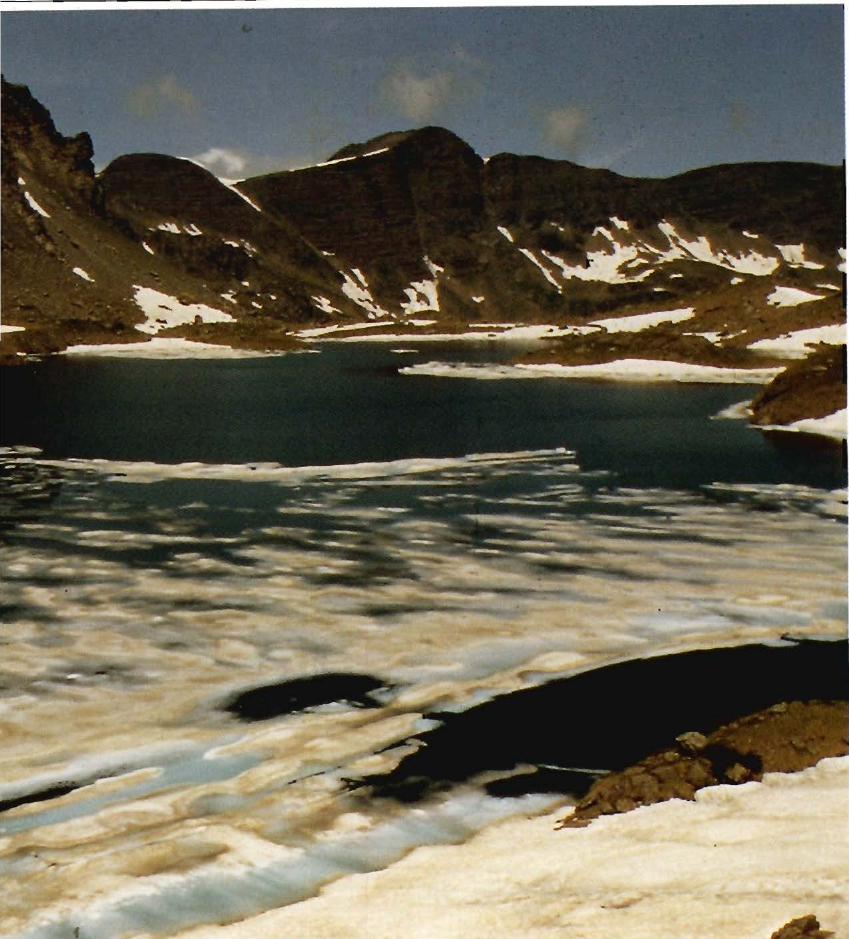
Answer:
556, 699, 847, 829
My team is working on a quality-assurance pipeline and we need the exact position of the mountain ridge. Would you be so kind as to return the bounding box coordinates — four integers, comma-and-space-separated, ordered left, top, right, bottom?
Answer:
1, 76, 845, 433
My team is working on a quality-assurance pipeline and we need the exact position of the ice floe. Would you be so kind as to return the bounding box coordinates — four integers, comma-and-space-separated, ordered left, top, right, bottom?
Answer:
400, 359, 783, 384
132, 286, 235, 335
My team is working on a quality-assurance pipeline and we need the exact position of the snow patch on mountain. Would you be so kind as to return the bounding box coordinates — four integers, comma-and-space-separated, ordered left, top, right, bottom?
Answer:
657, 221, 779, 275
776, 243, 825, 270
519, 249, 562, 292
132, 286, 235, 334
747, 323, 845, 357
766, 286, 825, 307
72, 267, 94, 282
23, 190, 50, 218
590, 307, 695, 333
497, 226, 514, 243
340, 271, 392, 318
219, 180, 262, 213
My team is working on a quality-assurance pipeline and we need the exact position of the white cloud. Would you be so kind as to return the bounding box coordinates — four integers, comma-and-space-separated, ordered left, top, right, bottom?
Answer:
381, 65, 454, 123
189, 148, 247, 177
186, 148, 306, 180
129, 74, 198, 121
545, 105, 588, 155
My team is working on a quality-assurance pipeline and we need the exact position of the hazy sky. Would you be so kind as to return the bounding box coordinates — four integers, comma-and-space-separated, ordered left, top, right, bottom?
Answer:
0, 4, 844, 179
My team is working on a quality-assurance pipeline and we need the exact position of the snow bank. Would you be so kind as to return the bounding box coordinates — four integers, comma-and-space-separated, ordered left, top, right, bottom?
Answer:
766, 286, 825, 308
400, 359, 783, 384
757, 409, 847, 441
172, 757, 849, 939
590, 308, 694, 333
61, 338, 272, 359
132, 286, 235, 334
747, 324, 846, 358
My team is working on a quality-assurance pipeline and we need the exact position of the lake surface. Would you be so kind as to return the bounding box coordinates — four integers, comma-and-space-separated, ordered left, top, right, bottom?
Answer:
0, 341, 845, 938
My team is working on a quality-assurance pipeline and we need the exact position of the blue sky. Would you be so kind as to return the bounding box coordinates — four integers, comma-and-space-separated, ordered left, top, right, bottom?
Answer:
1, 4, 844, 179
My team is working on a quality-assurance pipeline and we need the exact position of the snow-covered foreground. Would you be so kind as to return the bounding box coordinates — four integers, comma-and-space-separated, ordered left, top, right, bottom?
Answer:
172, 756, 849, 939
400, 359, 784, 384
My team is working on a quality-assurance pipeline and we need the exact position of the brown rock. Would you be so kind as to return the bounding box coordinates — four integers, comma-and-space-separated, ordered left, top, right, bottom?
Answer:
769, 914, 833, 938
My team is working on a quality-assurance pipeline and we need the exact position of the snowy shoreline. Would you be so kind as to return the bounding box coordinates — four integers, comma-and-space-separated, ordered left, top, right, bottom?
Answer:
168, 756, 849, 939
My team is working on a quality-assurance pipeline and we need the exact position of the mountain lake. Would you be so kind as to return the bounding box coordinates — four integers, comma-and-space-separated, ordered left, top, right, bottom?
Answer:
0, 340, 845, 938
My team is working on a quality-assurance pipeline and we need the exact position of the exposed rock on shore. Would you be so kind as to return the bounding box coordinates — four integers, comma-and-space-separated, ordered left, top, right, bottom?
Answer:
750, 343, 846, 428
557, 699, 848, 827
770, 915, 834, 939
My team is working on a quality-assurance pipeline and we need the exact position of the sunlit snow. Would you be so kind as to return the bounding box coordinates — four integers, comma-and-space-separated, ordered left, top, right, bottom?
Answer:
142, 242, 155, 255
519, 248, 562, 291
180, 758, 849, 939
497, 226, 514, 243
758, 408, 846, 440
24, 191, 50, 218
747, 323, 845, 357
132, 285, 235, 334
72, 267, 94, 282
61, 338, 272, 358
766, 286, 825, 307
590, 307, 695, 333
776, 243, 824, 270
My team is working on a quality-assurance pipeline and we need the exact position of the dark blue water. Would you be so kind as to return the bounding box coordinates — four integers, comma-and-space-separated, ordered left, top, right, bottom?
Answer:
1, 342, 843, 490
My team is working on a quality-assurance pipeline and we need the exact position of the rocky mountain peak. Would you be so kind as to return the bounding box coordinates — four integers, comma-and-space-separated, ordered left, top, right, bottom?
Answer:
1, 76, 94, 199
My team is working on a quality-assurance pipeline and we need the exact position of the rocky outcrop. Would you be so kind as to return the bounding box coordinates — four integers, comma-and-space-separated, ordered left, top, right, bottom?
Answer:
770, 915, 834, 939
557, 699, 848, 827
750, 343, 846, 427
